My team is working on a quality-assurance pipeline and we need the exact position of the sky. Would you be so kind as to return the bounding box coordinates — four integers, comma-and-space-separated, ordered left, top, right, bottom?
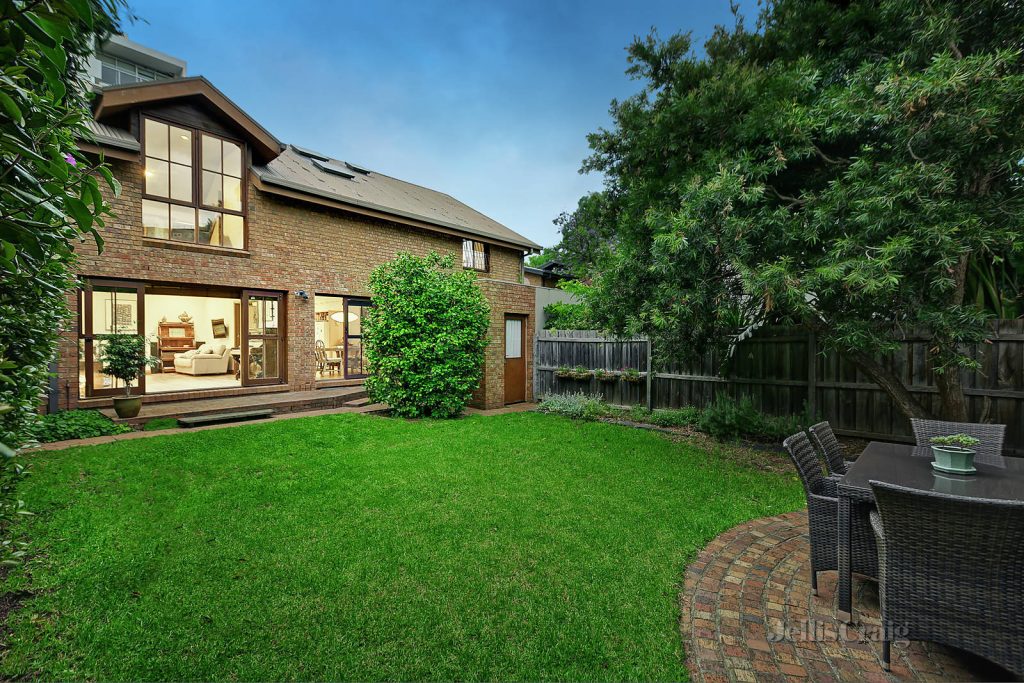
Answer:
122, 1, 756, 248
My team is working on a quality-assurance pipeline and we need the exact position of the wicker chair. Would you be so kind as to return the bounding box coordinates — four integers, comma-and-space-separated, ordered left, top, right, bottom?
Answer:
910, 418, 1006, 465
869, 481, 1024, 676
808, 421, 854, 475
783, 432, 878, 594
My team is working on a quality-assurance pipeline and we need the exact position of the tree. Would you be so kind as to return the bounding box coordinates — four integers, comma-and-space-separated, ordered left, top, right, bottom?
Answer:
564, 0, 1024, 421
363, 252, 491, 418
97, 334, 158, 397
0, 0, 124, 446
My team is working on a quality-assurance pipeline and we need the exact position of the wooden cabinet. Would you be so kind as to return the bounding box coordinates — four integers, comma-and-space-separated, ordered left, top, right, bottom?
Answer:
157, 321, 195, 372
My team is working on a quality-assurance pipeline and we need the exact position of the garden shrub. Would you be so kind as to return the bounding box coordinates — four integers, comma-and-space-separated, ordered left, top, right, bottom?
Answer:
648, 406, 701, 428
25, 410, 131, 444
363, 252, 490, 418
538, 392, 608, 420
697, 396, 805, 442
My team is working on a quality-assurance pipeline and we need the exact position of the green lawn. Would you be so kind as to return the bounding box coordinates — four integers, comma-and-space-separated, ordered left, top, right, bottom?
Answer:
1, 412, 802, 681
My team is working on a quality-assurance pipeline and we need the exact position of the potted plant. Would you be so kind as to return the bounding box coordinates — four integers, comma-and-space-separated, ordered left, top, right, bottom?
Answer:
929, 433, 981, 474
554, 366, 574, 379
571, 365, 593, 381
98, 334, 160, 418
620, 367, 643, 383
594, 368, 618, 383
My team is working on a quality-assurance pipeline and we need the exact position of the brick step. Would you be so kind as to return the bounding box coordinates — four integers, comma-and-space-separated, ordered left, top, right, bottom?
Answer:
342, 396, 374, 408
178, 409, 274, 428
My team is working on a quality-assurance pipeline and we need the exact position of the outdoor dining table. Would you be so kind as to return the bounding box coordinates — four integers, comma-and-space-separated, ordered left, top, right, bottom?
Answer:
837, 441, 1024, 623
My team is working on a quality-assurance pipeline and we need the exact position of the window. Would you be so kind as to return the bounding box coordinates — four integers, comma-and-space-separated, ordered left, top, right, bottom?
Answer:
462, 239, 489, 271
98, 53, 171, 87
142, 117, 246, 249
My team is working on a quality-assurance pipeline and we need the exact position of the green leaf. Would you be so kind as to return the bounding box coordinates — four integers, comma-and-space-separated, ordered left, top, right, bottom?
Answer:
0, 90, 23, 124
65, 197, 93, 232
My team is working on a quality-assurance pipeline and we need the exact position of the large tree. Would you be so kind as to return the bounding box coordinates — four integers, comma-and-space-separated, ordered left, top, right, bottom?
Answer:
0, 0, 124, 446
565, 0, 1024, 420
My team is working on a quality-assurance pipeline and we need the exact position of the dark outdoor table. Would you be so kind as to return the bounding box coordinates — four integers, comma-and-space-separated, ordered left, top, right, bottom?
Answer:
837, 441, 1024, 623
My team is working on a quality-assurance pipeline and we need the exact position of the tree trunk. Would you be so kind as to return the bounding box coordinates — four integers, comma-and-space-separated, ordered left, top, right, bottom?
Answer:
849, 350, 935, 420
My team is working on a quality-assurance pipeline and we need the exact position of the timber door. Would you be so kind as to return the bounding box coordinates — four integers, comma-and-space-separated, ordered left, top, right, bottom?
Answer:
503, 315, 526, 404
242, 290, 286, 386
81, 280, 146, 397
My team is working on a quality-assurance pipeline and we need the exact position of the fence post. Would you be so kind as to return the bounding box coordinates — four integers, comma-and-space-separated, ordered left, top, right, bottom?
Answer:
807, 331, 817, 420
645, 338, 653, 411
532, 332, 539, 402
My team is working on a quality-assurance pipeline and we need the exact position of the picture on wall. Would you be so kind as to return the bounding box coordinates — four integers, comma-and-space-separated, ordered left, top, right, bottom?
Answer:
211, 318, 228, 338
105, 300, 136, 333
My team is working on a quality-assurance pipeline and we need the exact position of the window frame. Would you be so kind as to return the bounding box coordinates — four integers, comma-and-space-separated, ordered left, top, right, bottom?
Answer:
462, 239, 490, 272
140, 114, 249, 251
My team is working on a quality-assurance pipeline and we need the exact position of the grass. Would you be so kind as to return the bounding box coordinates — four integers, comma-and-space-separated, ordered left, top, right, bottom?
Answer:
141, 417, 179, 431
1, 412, 802, 681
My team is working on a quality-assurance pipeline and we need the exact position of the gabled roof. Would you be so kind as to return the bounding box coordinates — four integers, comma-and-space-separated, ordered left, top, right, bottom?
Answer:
92, 76, 282, 161
254, 146, 541, 250
84, 77, 539, 251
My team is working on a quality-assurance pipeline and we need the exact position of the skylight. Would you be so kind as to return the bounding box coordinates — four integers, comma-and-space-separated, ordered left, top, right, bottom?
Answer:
312, 158, 355, 179
345, 161, 371, 175
292, 144, 329, 161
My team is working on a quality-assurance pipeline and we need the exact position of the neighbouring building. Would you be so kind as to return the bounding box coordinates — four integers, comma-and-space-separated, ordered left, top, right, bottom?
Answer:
61, 38, 545, 412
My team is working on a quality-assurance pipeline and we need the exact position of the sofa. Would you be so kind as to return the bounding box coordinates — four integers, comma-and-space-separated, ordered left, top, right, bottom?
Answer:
174, 343, 231, 376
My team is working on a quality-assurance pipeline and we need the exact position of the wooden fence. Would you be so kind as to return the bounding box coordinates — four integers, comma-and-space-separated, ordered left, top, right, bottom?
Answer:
534, 323, 1024, 455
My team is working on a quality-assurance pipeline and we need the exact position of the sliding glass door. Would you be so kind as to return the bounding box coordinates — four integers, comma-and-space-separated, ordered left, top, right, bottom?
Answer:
80, 280, 146, 397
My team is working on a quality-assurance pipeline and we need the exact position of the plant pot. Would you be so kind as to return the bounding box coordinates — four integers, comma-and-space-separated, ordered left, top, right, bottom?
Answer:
112, 396, 142, 419
930, 445, 977, 474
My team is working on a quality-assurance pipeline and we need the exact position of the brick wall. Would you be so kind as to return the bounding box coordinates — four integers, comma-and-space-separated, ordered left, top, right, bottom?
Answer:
59, 155, 533, 410
471, 280, 536, 409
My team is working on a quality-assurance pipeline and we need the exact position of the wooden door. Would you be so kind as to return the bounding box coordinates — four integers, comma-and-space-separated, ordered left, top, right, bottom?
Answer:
81, 280, 146, 397
241, 290, 286, 386
504, 315, 526, 404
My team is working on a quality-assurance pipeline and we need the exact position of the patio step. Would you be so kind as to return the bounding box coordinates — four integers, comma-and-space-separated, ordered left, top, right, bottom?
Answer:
103, 385, 367, 425
342, 396, 374, 408
177, 409, 274, 428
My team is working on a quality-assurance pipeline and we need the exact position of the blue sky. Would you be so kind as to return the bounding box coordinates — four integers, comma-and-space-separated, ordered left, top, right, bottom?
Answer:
123, 1, 755, 247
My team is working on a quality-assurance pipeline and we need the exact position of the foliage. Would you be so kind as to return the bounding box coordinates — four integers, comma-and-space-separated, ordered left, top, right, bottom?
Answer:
0, 0, 124, 448
363, 252, 490, 418
562, 0, 1024, 422
696, 396, 806, 443
142, 417, 177, 431
542, 280, 594, 331
525, 247, 560, 268
593, 368, 618, 382
930, 433, 980, 449
647, 406, 701, 428
1, 412, 800, 679
537, 391, 607, 420
97, 334, 158, 397
620, 367, 642, 383
24, 409, 130, 443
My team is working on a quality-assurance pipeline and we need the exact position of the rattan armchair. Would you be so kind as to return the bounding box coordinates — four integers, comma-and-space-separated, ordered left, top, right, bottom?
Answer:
869, 481, 1024, 676
783, 432, 878, 595
808, 421, 854, 475
910, 418, 1006, 465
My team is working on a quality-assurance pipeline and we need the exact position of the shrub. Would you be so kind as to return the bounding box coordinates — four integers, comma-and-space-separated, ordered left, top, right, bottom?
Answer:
543, 301, 593, 330
25, 410, 131, 444
363, 252, 490, 418
697, 395, 805, 442
538, 392, 608, 420
648, 406, 701, 428
98, 334, 159, 397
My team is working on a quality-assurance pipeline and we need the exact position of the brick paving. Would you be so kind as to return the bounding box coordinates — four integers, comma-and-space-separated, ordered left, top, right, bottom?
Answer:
680, 510, 1011, 682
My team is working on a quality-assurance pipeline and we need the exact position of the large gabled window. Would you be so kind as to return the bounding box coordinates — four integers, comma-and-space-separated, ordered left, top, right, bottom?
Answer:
462, 239, 489, 272
142, 117, 246, 250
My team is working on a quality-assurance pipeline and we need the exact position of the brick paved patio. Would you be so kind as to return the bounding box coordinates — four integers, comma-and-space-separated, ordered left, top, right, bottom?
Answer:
679, 511, 1012, 682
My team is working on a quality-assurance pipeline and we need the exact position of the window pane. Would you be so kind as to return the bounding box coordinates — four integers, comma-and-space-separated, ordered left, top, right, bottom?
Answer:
223, 141, 242, 177
142, 199, 169, 239
202, 135, 221, 172
169, 126, 192, 165
198, 210, 221, 246
462, 239, 473, 268
248, 299, 264, 335
169, 162, 192, 202
223, 175, 242, 211
145, 157, 169, 197
222, 214, 244, 249
203, 170, 223, 207
170, 204, 195, 242
101, 64, 118, 85
262, 339, 279, 378
247, 339, 265, 379
144, 119, 168, 160
264, 298, 279, 332
505, 319, 523, 358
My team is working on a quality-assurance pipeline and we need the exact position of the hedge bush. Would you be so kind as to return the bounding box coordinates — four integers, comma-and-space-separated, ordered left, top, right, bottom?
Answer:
363, 252, 490, 418
537, 392, 608, 420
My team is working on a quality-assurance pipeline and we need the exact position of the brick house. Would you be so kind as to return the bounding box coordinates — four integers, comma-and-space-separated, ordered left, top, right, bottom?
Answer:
62, 70, 541, 413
